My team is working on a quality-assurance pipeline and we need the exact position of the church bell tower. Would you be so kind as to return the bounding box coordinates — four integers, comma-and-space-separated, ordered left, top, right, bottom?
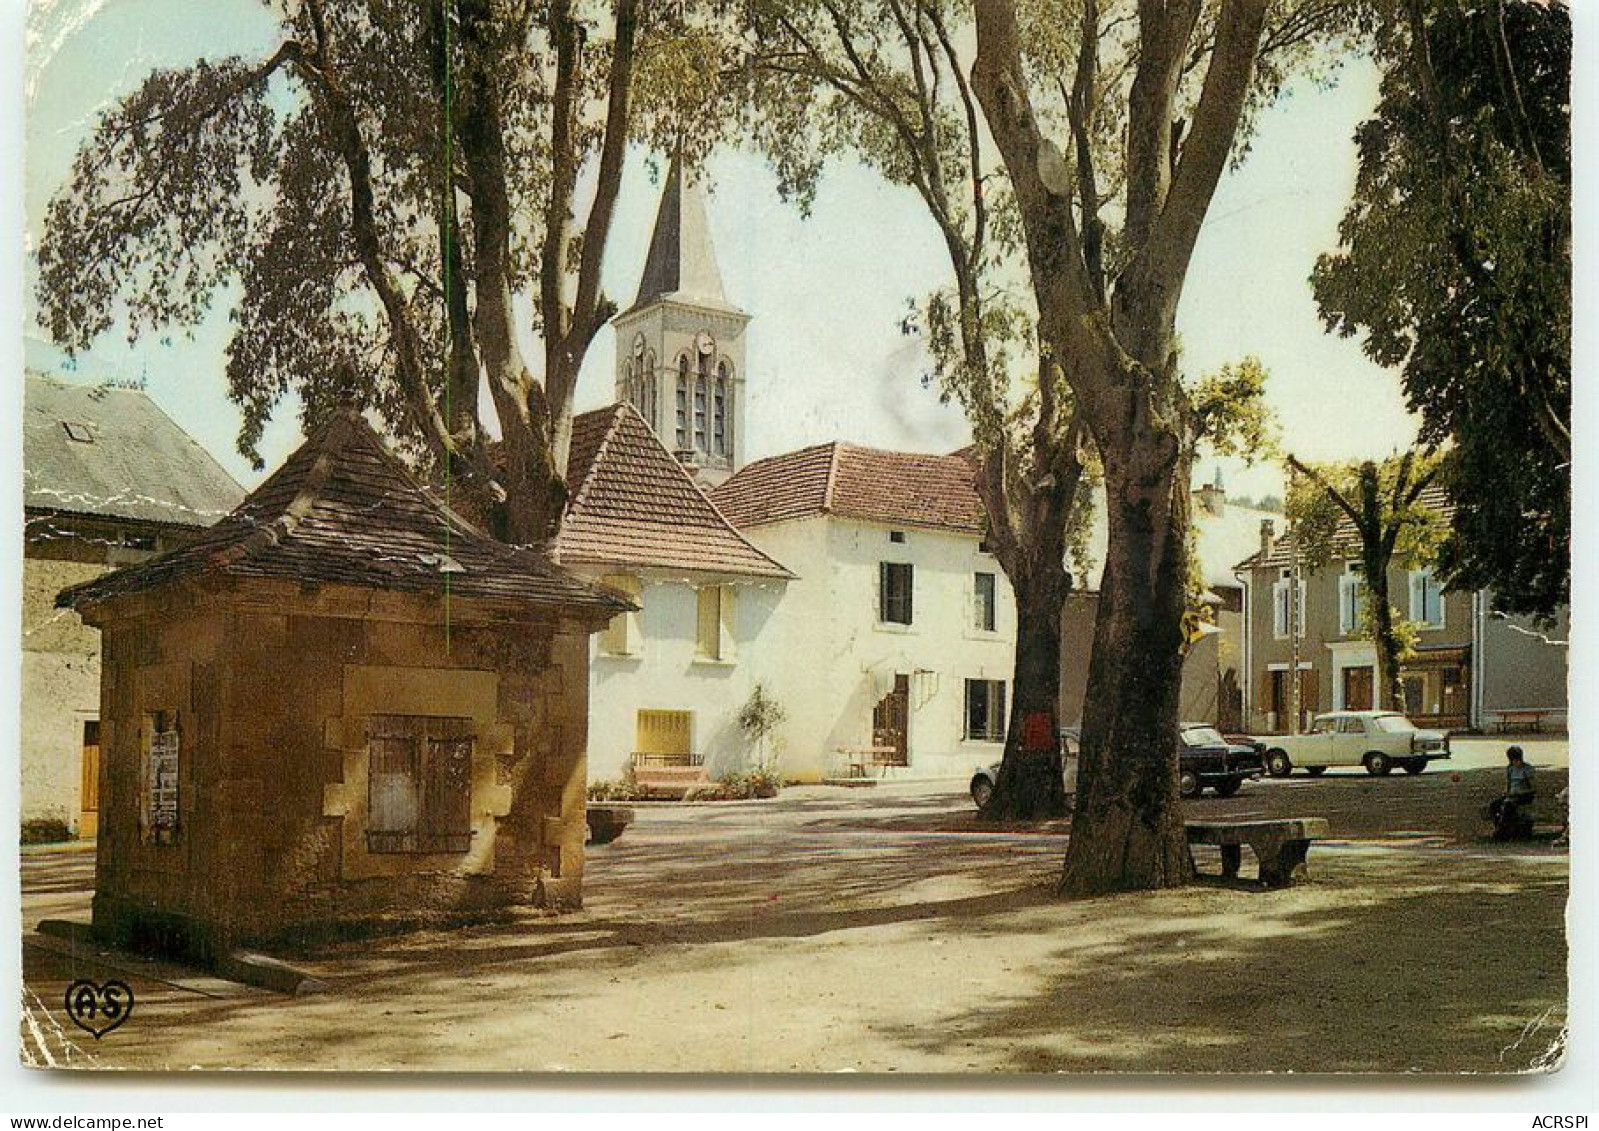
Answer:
612, 152, 751, 486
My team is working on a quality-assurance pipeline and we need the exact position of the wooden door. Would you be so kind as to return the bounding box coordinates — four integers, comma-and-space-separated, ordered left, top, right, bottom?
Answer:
1342, 666, 1374, 711
872, 674, 910, 766
79, 720, 100, 841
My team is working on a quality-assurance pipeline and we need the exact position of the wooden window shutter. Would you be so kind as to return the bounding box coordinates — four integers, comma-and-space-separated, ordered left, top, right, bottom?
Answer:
696, 586, 721, 660
717, 585, 737, 661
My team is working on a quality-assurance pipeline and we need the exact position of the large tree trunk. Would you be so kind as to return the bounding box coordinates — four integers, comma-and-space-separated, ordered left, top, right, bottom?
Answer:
984, 561, 1071, 821
1062, 444, 1195, 896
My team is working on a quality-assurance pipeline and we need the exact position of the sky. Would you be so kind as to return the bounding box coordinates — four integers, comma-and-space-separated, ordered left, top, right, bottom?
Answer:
20, 0, 1420, 504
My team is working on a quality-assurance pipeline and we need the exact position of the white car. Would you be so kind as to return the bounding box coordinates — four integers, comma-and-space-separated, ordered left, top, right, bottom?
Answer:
1258, 710, 1451, 778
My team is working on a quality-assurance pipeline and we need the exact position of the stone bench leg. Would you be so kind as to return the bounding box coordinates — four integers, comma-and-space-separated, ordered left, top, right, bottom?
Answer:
1257, 838, 1313, 888
1219, 844, 1242, 879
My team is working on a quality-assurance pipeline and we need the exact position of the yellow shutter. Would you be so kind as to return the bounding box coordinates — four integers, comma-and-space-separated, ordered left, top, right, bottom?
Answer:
718, 585, 737, 661
636, 710, 692, 760
598, 574, 642, 655
696, 585, 721, 659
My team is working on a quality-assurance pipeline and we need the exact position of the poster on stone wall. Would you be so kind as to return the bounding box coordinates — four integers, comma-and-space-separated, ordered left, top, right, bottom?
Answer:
9, 0, 1582, 1118
146, 728, 179, 839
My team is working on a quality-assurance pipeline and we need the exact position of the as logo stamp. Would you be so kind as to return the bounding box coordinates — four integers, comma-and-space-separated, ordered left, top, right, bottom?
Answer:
63, 979, 134, 1039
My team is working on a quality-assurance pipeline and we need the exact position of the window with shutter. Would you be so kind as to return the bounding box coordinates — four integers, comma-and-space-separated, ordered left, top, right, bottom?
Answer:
675, 357, 690, 448
964, 679, 1007, 742
598, 573, 643, 656
695, 585, 735, 660
366, 716, 474, 854
879, 562, 914, 625
974, 572, 997, 632
1409, 568, 1444, 627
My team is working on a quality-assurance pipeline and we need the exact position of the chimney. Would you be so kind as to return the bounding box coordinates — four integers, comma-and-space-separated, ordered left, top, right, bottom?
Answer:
1259, 518, 1276, 558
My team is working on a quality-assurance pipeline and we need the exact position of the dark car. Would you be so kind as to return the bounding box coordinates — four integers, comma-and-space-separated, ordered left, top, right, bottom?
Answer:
970, 724, 1260, 809
1178, 723, 1264, 798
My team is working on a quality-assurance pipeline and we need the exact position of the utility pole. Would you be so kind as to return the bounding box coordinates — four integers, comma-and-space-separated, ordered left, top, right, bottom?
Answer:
1287, 459, 1302, 735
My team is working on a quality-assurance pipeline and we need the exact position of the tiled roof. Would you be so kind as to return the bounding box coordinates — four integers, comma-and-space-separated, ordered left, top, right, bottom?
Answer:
1236, 483, 1456, 571
59, 409, 629, 617
25, 374, 245, 528
711, 442, 987, 534
557, 404, 793, 579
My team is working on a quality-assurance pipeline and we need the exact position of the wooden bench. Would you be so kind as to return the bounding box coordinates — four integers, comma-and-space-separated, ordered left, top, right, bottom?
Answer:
1186, 818, 1329, 888
1492, 709, 1556, 734
824, 745, 899, 786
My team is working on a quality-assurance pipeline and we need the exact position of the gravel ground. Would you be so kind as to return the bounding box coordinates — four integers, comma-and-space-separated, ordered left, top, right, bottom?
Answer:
20, 769, 1568, 1075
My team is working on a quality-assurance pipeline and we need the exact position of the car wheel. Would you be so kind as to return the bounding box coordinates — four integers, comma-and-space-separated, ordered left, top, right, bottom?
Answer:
1403, 759, 1427, 775
1214, 778, 1242, 798
1179, 769, 1201, 799
1265, 749, 1293, 778
1363, 751, 1393, 776
970, 776, 995, 810
1305, 766, 1328, 777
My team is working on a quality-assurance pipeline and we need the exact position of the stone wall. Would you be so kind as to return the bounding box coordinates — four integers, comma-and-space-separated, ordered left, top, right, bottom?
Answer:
91, 587, 591, 958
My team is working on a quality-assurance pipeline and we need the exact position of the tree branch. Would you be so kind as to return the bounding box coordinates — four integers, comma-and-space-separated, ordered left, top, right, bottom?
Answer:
1138, 0, 1267, 302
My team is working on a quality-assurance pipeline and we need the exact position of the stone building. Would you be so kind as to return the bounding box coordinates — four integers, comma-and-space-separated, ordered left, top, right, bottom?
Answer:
59, 410, 627, 957
23, 374, 244, 840
611, 152, 749, 487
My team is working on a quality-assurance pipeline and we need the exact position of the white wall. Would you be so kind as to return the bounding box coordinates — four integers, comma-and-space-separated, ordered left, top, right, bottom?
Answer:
22, 556, 104, 832
578, 567, 790, 783
739, 515, 1018, 781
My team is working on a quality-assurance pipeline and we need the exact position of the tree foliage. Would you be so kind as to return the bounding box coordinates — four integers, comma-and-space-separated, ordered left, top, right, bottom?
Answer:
1311, 0, 1569, 618
1286, 451, 1445, 710
744, 1, 1303, 823
36, 0, 740, 543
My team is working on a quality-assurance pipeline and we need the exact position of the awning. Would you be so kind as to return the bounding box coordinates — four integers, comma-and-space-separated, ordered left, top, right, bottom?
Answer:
1400, 645, 1470, 671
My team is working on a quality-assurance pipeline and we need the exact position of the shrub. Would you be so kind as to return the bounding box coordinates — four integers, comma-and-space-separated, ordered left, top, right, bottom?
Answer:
715, 767, 785, 800
588, 763, 645, 802
21, 818, 74, 845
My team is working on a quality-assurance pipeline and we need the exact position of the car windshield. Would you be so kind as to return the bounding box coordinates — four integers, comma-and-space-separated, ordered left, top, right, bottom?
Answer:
1182, 726, 1225, 746
1371, 714, 1417, 733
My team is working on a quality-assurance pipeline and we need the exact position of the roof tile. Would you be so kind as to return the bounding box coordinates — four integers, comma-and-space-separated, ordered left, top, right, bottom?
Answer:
25, 374, 245, 528
59, 410, 628, 616
711, 442, 986, 534
557, 405, 794, 578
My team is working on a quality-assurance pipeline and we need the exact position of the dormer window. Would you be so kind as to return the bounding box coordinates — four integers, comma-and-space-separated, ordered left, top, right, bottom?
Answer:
63, 421, 93, 443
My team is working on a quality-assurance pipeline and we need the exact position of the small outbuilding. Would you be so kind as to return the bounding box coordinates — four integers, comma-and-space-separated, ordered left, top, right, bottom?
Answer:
58, 410, 630, 959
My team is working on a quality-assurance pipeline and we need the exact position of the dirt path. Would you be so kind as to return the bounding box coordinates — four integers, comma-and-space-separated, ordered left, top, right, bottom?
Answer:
21, 779, 1568, 1075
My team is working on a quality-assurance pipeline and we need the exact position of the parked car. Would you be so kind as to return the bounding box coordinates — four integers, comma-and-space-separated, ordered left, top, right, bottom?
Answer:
969, 729, 1079, 811
1256, 710, 1451, 778
969, 724, 1258, 808
1177, 723, 1265, 799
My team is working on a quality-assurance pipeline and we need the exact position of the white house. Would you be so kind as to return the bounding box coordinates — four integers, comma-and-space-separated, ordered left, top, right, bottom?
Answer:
712, 442, 1017, 781
573, 154, 1020, 785
555, 403, 793, 784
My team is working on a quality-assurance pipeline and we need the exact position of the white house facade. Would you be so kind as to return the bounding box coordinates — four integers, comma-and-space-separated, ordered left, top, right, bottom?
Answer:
555, 403, 793, 784
713, 442, 1017, 781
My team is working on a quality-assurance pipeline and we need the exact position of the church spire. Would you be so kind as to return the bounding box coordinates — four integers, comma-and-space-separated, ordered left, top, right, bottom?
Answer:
631, 149, 735, 312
